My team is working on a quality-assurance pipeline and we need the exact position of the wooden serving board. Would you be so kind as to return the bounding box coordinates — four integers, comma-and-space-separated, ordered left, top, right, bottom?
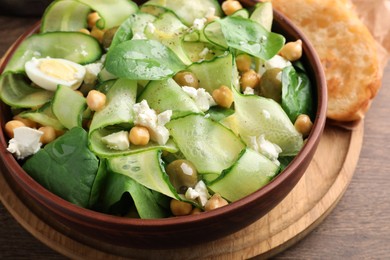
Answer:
0, 122, 363, 259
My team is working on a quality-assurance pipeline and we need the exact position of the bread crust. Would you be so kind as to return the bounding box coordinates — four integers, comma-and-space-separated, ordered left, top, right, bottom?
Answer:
271, 0, 382, 122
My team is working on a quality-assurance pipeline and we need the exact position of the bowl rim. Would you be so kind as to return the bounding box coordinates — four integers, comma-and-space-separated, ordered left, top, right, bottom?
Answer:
0, 8, 327, 229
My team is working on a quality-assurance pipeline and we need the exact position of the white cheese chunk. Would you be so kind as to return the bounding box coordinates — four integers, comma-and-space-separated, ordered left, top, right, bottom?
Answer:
133, 100, 172, 145
182, 86, 216, 112
192, 18, 207, 30
185, 187, 200, 200
248, 135, 282, 166
258, 54, 292, 75
101, 131, 130, 150
243, 87, 255, 95
194, 180, 210, 207
84, 62, 103, 84
7, 127, 43, 160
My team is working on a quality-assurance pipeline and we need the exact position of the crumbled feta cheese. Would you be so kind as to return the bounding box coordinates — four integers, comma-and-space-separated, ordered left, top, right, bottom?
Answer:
84, 62, 103, 84
7, 127, 43, 160
258, 54, 292, 75
265, 55, 291, 70
132, 100, 172, 145
192, 18, 207, 30
184, 180, 210, 206
248, 135, 282, 165
195, 180, 210, 207
101, 131, 130, 150
182, 86, 216, 112
185, 187, 199, 200
243, 87, 255, 95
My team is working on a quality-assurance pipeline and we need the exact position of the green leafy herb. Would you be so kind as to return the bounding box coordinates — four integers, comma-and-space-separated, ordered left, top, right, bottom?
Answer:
218, 16, 285, 60
101, 171, 170, 219
23, 127, 100, 208
105, 39, 186, 80
281, 66, 313, 122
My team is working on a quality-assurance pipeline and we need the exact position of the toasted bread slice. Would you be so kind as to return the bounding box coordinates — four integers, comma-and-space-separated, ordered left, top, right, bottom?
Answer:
271, 0, 382, 122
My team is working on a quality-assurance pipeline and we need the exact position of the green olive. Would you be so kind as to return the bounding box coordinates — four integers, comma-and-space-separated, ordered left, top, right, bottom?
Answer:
102, 26, 118, 49
173, 71, 199, 88
258, 68, 283, 103
166, 159, 198, 194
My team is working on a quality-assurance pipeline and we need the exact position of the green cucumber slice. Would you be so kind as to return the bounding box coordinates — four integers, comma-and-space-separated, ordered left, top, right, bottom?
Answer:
187, 53, 240, 93
52, 85, 86, 129
138, 78, 202, 119
166, 114, 245, 175
90, 128, 178, 158
208, 148, 279, 202
4, 32, 102, 73
41, 0, 91, 32
107, 149, 180, 200
250, 1, 273, 31
19, 102, 65, 130
89, 78, 137, 133
0, 73, 53, 108
75, 0, 138, 29
110, 11, 156, 49
144, 11, 191, 65
141, 0, 222, 26
232, 89, 303, 156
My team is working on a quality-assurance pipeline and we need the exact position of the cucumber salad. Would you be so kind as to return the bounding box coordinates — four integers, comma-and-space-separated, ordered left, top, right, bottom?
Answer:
0, 0, 314, 218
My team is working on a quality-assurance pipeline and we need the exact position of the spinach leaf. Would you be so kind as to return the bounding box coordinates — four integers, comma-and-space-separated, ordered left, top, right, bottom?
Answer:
105, 39, 186, 80
218, 16, 285, 60
23, 127, 100, 208
101, 171, 170, 219
281, 66, 313, 123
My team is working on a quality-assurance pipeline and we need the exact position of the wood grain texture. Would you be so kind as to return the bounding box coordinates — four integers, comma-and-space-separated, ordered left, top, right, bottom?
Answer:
0, 16, 389, 259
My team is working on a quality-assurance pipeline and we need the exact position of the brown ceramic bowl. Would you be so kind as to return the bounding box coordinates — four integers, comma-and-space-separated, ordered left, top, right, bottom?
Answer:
0, 1, 327, 250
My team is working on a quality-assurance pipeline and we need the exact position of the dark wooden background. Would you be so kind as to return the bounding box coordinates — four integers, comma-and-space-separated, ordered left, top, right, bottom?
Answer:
0, 15, 389, 259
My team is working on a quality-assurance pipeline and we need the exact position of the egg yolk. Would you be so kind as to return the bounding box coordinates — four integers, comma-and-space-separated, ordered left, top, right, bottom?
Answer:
39, 59, 78, 81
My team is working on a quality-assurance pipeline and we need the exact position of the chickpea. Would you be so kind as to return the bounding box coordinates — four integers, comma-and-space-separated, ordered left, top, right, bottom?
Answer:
279, 40, 303, 62
170, 199, 193, 216
86, 90, 106, 111
191, 207, 202, 215
236, 53, 252, 73
173, 71, 199, 88
294, 114, 313, 138
38, 126, 57, 144
221, 0, 243, 16
12, 116, 37, 128
240, 69, 260, 90
90, 26, 106, 43
212, 85, 234, 108
4, 120, 25, 138
87, 12, 100, 29
129, 126, 150, 146
78, 28, 90, 35
206, 15, 220, 23
204, 194, 229, 211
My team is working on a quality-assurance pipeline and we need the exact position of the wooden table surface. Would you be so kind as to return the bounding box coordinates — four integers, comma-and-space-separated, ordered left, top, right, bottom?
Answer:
0, 15, 389, 259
